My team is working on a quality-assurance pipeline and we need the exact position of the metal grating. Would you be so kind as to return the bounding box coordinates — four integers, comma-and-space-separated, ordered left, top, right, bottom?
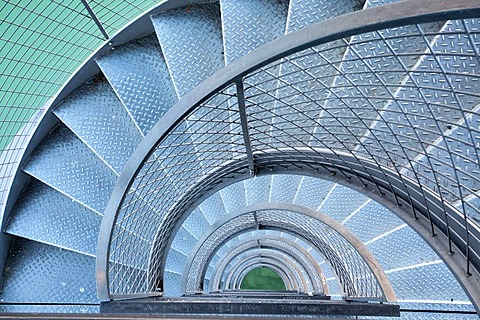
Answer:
97, 2, 480, 308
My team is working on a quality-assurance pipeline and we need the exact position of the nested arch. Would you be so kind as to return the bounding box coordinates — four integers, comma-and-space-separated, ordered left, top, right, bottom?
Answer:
209, 234, 328, 294
181, 203, 396, 302
96, 1, 480, 311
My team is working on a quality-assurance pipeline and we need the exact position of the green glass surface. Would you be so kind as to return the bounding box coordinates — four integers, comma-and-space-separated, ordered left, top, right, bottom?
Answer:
240, 267, 287, 291
0, 0, 165, 152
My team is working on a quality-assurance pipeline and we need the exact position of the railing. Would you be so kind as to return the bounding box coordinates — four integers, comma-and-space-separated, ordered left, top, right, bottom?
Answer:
182, 205, 394, 301
97, 0, 480, 308
209, 235, 328, 294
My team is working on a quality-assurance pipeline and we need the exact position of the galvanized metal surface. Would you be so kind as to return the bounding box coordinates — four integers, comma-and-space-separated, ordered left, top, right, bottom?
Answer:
221, 0, 289, 64
151, 3, 224, 97
182, 203, 395, 301
97, 2, 480, 309
23, 125, 117, 214
96, 34, 178, 135
6, 180, 100, 256
0, 239, 97, 304
53, 75, 142, 174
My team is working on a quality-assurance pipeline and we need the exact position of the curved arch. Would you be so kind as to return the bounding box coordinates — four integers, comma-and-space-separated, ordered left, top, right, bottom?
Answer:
218, 247, 313, 292
182, 203, 396, 301
229, 261, 293, 291
209, 234, 328, 294
223, 250, 308, 292
96, 1, 480, 308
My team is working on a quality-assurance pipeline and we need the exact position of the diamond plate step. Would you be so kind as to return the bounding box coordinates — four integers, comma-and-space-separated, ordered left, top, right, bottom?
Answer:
386, 262, 471, 302
96, 34, 178, 135
220, 181, 246, 215
245, 175, 272, 205
182, 208, 211, 239
269, 174, 303, 203
23, 124, 117, 214
407, 102, 480, 206
199, 191, 227, 225
363, 19, 480, 168
164, 270, 183, 297
318, 184, 368, 222
313, 0, 445, 150
367, 225, 440, 271
293, 176, 335, 209
151, 3, 224, 97
5, 179, 100, 256
165, 248, 188, 277
263, 0, 364, 147
221, 0, 289, 64
170, 226, 197, 256
342, 199, 405, 242
53, 75, 142, 174
287, 0, 363, 33
0, 238, 97, 305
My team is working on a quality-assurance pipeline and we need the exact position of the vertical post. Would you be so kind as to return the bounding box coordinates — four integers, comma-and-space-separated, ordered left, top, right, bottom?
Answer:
236, 79, 255, 175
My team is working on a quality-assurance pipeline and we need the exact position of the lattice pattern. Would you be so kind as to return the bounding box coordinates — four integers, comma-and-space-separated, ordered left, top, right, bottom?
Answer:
102, 8, 480, 304
108, 85, 247, 295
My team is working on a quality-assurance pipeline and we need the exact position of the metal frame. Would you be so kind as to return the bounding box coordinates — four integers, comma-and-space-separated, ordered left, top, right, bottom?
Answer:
95, 0, 480, 312
225, 256, 300, 292
209, 234, 328, 294
181, 203, 396, 302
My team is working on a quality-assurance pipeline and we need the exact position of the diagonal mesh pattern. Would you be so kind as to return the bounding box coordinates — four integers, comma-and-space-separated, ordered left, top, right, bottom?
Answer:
102, 6, 480, 303
108, 85, 247, 295
185, 209, 385, 300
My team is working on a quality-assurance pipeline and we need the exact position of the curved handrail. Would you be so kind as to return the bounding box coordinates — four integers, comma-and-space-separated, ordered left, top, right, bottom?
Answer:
97, 0, 480, 306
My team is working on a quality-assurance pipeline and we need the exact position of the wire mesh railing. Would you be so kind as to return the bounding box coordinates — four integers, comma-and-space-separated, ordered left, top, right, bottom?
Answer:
97, 0, 480, 303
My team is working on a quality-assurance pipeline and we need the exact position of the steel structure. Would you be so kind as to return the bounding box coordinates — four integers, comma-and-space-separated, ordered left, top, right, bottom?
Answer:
0, 0, 480, 317
209, 235, 328, 294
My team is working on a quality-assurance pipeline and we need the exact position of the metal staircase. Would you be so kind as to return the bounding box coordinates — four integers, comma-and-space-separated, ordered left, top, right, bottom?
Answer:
0, 0, 479, 318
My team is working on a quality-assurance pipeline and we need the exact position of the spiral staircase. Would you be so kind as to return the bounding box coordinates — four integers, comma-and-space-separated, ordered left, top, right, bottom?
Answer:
0, 0, 480, 318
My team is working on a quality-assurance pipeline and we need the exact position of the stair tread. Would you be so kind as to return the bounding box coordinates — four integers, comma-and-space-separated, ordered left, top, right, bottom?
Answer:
270, 174, 303, 203
245, 175, 272, 206
0, 238, 98, 303
220, 182, 246, 214
318, 184, 368, 222
293, 177, 334, 209
386, 262, 471, 302
221, 0, 289, 64
53, 75, 142, 174
182, 208, 211, 239
23, 125, 117, 214
170, 226, 197, 256
369, 20, 480, 163
96, 34, 178, 135
342, 200, 404, 243
151, 3, 224, 97
366, 225, 440, 271
6, 179, 100, 256
287, 0, 363, 33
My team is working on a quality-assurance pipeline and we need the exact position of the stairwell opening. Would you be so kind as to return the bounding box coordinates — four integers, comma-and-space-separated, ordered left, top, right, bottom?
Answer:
239, 266, 287, 291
